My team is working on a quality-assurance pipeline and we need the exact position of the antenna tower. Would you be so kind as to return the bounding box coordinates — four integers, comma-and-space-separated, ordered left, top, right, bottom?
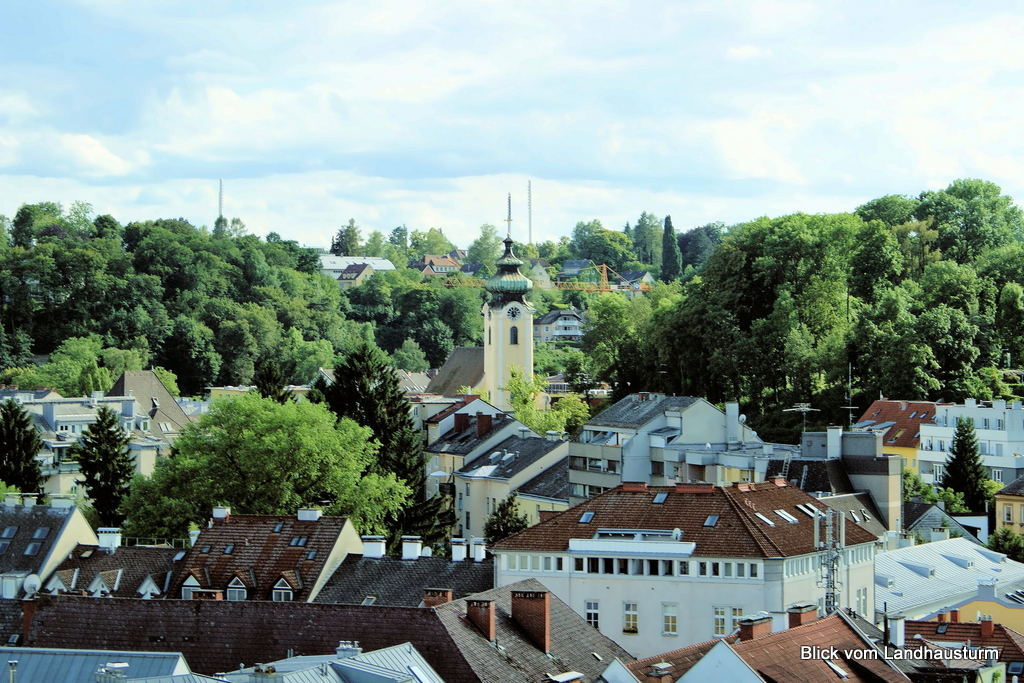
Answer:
782, 402, 819, 433
505, 193, 513, 237
218, 179, 224, 219
815, 507, 845, 614
528, 180, 532, 245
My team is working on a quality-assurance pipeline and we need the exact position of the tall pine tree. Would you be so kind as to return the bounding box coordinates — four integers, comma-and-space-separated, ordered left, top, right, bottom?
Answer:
660, 215, 683, 282
942, 416, 989, 514
484, 491, 529, 545
0, 399, 44, 493
69, 406, 135, 526
318, 344, 454, 549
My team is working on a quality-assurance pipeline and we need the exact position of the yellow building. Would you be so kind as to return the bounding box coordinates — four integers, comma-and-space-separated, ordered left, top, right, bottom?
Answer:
995, 476, 1024, 532
479, 234, 535, 412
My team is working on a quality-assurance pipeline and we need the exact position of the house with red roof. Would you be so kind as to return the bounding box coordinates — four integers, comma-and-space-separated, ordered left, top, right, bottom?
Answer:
854, 399, 952, 474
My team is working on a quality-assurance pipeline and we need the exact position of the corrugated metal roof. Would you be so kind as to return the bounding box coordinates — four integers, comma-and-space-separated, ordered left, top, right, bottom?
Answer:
0, 647, 186, 683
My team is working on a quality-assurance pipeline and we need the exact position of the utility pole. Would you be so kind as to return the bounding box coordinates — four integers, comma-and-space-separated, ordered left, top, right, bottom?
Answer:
218, 179, 224, 219
527, 180, 532, 245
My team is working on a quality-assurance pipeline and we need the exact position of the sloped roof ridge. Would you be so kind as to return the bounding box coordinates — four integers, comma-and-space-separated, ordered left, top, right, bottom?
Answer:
720, 486, 784, 558
628, 635, 736, 670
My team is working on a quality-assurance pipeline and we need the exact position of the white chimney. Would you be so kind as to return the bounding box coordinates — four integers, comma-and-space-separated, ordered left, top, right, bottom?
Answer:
726, 402, 740, 442
188, 530, 200, 547
49, 494, 74, 509
362, 536, 386, 559
472, 538, 486, 562
98, 528, 122, 554
826, 426, 843, 459
336, 641, 362, 658
4, 494, 20, 508
762, 444, 773, 456
546, 430, 560, 442
22, 494, 36, 508
889, 615, 905, 648
402, 536, 423, 561
451, 538, 467, 562
212, 506, 230, 521
297, 508, 322, 522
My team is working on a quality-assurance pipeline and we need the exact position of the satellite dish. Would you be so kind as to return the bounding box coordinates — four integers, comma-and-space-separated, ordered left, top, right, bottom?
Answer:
739, 414, 747, 424
23, 574, 40, 596
671, 528, 683, 541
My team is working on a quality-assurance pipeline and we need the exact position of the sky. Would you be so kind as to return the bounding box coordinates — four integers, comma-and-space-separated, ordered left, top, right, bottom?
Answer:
2, 0, 1024, 249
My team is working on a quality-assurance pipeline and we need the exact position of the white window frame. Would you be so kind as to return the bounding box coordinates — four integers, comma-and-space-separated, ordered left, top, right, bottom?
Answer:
623, 602, 638, 634
226, 577, 247, 602
663, 603, 678, 635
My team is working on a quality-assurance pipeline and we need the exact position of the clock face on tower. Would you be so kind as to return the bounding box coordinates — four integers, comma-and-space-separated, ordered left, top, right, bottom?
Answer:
506, 306, 522, 322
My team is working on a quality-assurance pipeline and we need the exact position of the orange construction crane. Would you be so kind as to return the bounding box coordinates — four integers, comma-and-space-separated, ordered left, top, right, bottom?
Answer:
442, 264, 653, 293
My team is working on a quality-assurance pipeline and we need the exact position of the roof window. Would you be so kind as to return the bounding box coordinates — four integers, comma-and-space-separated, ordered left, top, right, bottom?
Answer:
653, 493, 668, 504
33, 527, 49, 540
579, 512, 595, 524
861, 509, 872, 520
909, 411, 917, 419
306, 550, 317, 561
224, 544, 234, 555
774, 509, 799, 524
273, 522, 284, 533
919, 412, 928, 419
0, 542, 9, 555
23, 542, 41, 556
1, 527, 17, 539
290, 536, 309, 546
201, 546, 211, 554
850, 511, 861, 523
703, 515, 719, 527
796, 504, 818, 517
824, 659, 849, 679
754, 513, 776, 527
362, 596, 376, 605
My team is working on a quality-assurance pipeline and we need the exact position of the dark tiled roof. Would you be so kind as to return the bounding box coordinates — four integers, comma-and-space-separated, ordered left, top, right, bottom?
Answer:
433, 578, 633, 683
1001, 475, 1024, 497
533, 309, 583, 326
425, 348, 484, 395
518, 457, 569, 501
339, 263, 371, 278
902, 502, 982, 544
312, 555, 493, 607
0, 601, 22, 643
426, 415, 518, 456
491, 481, 878, 557
617, 271, 649, 282
0, 505, 75, 574
460, 263, 484, 275
820, 493, 888, 538
765, 458, 855, 495
52, 545, 182, 598
458, 436, 563, 479
168, 514, 349, 601
905, 620, 1024, 664
585, 395, 699, 429
854, 399, 950, 449
0, 388, 61, 400
108, 371, 194, 433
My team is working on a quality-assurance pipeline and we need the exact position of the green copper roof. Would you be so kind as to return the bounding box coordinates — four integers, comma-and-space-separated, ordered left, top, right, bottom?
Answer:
485, 236, 532, 297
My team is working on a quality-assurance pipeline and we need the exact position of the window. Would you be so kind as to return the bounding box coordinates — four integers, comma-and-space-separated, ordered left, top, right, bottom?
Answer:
0, 542, 9, 555
603, 558, 614, 574
712, 562, 720, 577
651, 461, 664, 476
724, 562, 732, 577
586, 601, 599, 629
24, 542, 41, 556
714, 606, 726, 636
465, 512, 470, 531
224, 544, 234, 555
574, 558, 584, 571
995, 470, 1003, 482
556, 557, 563, 571
1, 527, 17, 539
458, 493, 463, 510
663, 604, 678, 635
631, 559, 644, 575
488, 327, 491, 345
855, 587, 867, 615
732, 607, 744, 631
465, 483, 470, 497
704, 515, 719, 527
750, 563, 758, 578
226, 578, 246, 602
580, 512, 595, 523
737, 563, 745, 578
606, 459, 618, 474
272, 522, 284, 533
32, 527, 49, 540
588, 557, 599, 573
543, 556, 552, 571
983, 418, 990, 429
618, 558, 629, 575
662, 560, 674, 576
510, 326, 519, 345
273, 589, 293, 601
699, 562, 708, 576
201, 546, 211, 554
647, 559, 660, 576
623, 603, 638, 633
679, 561, 689, 575
998, 419, 1005, 430
361, 596, 376, 605
306, 550, 317, 560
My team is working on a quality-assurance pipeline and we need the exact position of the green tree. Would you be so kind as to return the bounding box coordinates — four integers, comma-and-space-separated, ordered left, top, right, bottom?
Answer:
915, 179, 1024, 263
466, 223, 503, 276
364, 230, 386, 257
484, 491, 529, 545
253, 359, 293, 404
988, 526, 1024, 562
848, 221, 902, 302
0, 399, 44, 494
390, 338, 429, 373
121, 394, 409, 538
69, 406, 134, 526
942, 417, 989, 514
631, 211, 663, 267
153, 367, 180, 397
319, 345, 454, 548
333, 218, 362, 256
409, 228, 455, 257
501, 366, 588, 435
660, 215, 683, 282
855, 194, 920, 227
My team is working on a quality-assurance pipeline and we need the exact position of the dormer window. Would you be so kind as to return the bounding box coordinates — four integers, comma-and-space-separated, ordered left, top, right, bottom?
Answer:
272, 578, 293, 602
226, 577, 246, 601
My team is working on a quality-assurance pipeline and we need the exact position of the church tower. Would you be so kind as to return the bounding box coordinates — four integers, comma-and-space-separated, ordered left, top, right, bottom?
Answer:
481, 200, 534, 411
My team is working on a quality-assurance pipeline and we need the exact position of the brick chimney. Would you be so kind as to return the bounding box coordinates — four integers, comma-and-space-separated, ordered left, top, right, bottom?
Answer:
949, 609, 960, 623
981, 614, 995, 638
738, 615, 772, 642
454, 412, 470, 432
476, 413, 492, 437
424, 588, 453, 608
937, 612, 946, 622
466, 599, 496, 640
511, 590, 550, 653
622, 481, 647, 492
787, 604, 818, 629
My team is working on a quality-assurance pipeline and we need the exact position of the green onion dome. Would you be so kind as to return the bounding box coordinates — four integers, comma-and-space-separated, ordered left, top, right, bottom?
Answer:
485, 236, 533, 302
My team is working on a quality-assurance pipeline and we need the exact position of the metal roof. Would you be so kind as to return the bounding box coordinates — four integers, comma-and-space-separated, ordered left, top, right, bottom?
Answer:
0, 646, 187, 683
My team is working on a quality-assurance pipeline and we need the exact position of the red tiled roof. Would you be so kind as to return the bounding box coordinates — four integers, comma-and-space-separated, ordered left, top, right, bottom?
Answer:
904, 620, 1024, 663
490, 481, 877, 558
856, 400, 951, 450
627, 635, 738, 679
169, 514, 349, 601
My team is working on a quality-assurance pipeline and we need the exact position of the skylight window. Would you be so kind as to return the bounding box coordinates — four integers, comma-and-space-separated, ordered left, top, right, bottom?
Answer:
362, 596, 376, 605
224, 544, 234, 555
919, 412, 928, 419
306, 550, 317, 560
795, 504, 817, 517
703, 515, 719, 527
580, 512, 595, 524
273, 522, 284, 533
1, 527, 17, 539
909, 411, 917, 419
653, 493, 668, 504
937, 623, 948, 634
850, 511, 861, 522
861, 509, 872, 520
774, 510, 799, 524
754, 513, 776, 527
290, 537, 301, 546
0, 542, 10, 555
824, 659, 849, 679
201, 546, 211, 554
33, 527, 49, 540
23, 542, 41, 556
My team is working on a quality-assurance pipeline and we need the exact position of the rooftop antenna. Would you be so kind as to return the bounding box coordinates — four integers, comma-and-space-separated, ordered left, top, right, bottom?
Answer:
816, 507, 844, 614
218, 179, 224, 219
527, 180, 532, 245
505, 193, 513, 238
783, 403, 819, 433
839, 362, 858, 427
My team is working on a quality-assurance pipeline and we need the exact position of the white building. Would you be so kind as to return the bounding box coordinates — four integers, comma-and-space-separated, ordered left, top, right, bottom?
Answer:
490, 480, 878, 658
532, 309, 584, 343
319, 255, 395, 281
916, 399, 1024, 485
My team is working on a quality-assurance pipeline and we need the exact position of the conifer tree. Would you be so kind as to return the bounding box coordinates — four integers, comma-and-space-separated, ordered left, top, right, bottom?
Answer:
660, 215, 683, 282
484, 491, 529, 545
0, 399, 44, 494
319, 344, 454, 549
69, 406, 134, 526
942, 416, 989, 514
253, 359, 293, 404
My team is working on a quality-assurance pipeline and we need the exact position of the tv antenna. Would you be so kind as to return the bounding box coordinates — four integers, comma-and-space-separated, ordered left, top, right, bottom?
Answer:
527, 180, 532, 245
218, 179, 224, 218
783, 403, 819, 433
505, 193, 512, 238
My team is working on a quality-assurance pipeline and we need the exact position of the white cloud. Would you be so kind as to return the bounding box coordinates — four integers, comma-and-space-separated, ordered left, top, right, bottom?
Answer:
727, 45, 771, 60
59, 134, 139, 177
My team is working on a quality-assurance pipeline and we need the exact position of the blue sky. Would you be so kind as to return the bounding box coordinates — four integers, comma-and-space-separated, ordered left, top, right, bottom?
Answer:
2, 0, 1024, 248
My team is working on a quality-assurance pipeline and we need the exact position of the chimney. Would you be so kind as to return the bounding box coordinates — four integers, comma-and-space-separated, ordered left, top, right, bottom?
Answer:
121, 399, 135, 419
638, 392, 649, 402
22, 494, 36, 508
495, 412, 505, 420
4, 494, 20, 508
362, 536, 386, 559
212, 506, 230, 522
424, 588, 453, 607
188, 530, 200, 547
97, 528, 122, 554
511, 590, 551, 652
42, 402, 56, 429
622, 481, 647, 492
762, 443, 774, 455
402, 536, 423, 560
950, 609, 960, 623
454, 412, 470, 432
787, 604, 818, 629
889, 615, 905, 648
518, 427, 531, 439
336, 641, 362, 658
451, 538, 467, 562
646, 662, 673, 683
546, 430, 560, 442
49, 494, 74, 509
981, 614, 995, 638
826, 426, 842, 459
738, 615, 772, 642
726, 402, 740, 442
476, 413, 493, 437
466, 599, 496, 640
539, 510, 558, 523
297, 508, 322, 522
472, 538, 486, 562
